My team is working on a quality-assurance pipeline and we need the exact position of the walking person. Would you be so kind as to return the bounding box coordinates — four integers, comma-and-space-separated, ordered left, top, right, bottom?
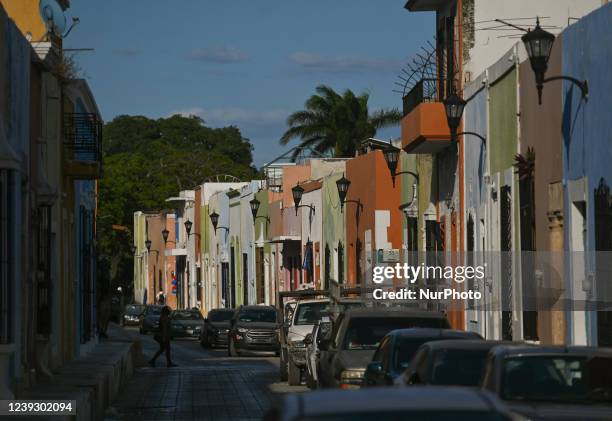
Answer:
149, 306, 177, 367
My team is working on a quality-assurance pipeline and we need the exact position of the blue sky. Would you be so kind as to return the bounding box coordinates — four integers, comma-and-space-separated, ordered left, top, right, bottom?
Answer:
64, 1, 435, 166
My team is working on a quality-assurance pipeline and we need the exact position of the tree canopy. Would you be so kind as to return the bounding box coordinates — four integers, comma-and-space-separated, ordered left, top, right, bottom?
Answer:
98, 114, 257, 287
279, 85, 402, 160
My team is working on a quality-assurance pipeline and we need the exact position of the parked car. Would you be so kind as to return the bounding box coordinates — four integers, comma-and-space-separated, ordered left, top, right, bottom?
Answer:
262, 386, 524, 421
139, 305, 164, 334
481, 345, 612, 420
316, 307, 450, 389
200, 308, 235, 348
399, 339, 506, 387
281, 298, 330, 385
363, 328, 482, 387
304, 318, 333, 389
228, 305, 280, 357
121, 304, 146, 326
169, 309, 205, 339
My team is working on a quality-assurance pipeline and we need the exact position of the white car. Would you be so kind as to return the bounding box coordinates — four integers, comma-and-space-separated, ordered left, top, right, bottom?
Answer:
282, 299, 330, 386
263, 386, 526, 421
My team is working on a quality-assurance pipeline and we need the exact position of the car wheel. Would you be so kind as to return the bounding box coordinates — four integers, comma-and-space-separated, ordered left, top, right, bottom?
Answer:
229, 338, 238, 357
288, 359, 301, 386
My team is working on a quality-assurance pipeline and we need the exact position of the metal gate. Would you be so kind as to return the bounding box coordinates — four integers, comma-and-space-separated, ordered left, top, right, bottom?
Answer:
500, 186, 513, 341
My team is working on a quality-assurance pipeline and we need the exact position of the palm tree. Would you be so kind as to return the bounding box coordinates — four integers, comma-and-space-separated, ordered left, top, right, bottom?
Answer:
280, 85, 402, 160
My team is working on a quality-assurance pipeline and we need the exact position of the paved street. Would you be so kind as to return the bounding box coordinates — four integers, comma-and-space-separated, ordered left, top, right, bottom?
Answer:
104, 328, 306, 421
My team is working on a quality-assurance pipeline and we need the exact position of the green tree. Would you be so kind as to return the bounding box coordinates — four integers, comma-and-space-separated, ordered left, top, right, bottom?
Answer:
279, 85, 402, 160
98, 114, 257, 288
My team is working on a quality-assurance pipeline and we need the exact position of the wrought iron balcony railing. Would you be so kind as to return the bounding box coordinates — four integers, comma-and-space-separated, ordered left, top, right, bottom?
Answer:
402, 78, 441, 116
63, 113, 102, 162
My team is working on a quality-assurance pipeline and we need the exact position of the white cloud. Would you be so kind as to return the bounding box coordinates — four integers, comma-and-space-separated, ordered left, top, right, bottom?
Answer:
289, 51, 401, 73
169, 107, 287, 126
186, 46, 249, 63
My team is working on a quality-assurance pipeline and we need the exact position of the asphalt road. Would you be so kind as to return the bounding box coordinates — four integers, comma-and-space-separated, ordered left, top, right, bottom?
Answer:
105, 327, 307, 421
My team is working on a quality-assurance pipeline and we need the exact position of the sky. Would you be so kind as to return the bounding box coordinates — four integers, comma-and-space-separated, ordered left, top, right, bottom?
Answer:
64, 1, 435, 167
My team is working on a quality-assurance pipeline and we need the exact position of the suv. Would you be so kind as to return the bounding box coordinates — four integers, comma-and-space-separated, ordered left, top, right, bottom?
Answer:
280, 299, 330, 385
317, 307, 450, 389
228, 305, 280, 357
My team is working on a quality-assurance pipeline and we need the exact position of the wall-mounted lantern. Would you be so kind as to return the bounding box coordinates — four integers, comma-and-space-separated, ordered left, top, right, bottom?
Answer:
443, 93, 487, 145
291, 183, 315, 217
209, 211, 229, 235
521, 18, 588, 105
249, 197, 270, 224
335, 174, 363, 215
383, 146, 419, 188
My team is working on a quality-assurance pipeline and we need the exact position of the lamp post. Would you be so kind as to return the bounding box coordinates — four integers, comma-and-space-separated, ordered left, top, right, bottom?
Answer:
145, 239, 160, 258
443, 93, 487, 145
209, 211, 229, 235
291, 183, 315, 217
249, 197, 270, 224
521, 18, 588, 105
383, 147, 419, 188
336, 174, 363, 214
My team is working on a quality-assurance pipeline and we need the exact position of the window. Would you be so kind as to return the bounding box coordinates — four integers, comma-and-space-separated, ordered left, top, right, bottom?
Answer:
337, 241, 344, 283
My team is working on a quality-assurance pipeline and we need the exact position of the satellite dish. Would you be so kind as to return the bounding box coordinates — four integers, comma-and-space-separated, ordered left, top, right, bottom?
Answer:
39, 0, 67, 36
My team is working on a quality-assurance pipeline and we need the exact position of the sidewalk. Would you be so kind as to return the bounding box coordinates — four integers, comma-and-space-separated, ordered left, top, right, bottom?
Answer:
13, 324, 143, 421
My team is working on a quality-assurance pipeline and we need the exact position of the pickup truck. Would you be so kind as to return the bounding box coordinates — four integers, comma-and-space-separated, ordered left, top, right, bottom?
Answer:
317, 307, 450, 389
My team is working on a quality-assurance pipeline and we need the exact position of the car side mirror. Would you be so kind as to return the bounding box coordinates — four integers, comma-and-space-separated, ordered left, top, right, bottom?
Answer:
303, 333, 313, 345
366, 361, 383, 375
318, 338, 330, 351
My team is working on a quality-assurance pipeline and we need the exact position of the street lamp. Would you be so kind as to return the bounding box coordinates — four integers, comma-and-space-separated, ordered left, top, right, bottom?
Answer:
145, 239, 152, 252
522, 18, 588, 105
335, 174, 363, 214
209, 211, 229, 235
383, 147, 419, 188
291, 183, 315, 216
184, 220, 193, 236
443, 93, 466, 142
249, 197, 270, 224
443, 94, 487, 146
162, 228, 169, 243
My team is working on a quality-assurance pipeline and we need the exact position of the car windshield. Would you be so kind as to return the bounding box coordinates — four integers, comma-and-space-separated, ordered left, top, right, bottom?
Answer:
125, 305, 145, 314
300, 411, 508, 421
147, 306, 162, 315
502, 356, 612, 403
172, 311, 202, 320
294, 302, 329, 325
345, 317, 448, 350
238, 309, 277, 323
393, 337, 438, 370
430, 349, 490, 386
209, 311, 234, 322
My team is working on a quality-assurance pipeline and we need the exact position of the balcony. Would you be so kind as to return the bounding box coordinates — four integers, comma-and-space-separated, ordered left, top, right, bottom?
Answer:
63, 113, 102, 179
401, 79, 452, 154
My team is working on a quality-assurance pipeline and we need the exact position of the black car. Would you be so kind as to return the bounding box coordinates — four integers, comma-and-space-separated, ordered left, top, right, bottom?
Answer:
317, 308, 450, 389
140, 305, 164, 334
201, 308, 235, 348
400, 339, 507, 387
228, 305, 280, 357
363, 328, 483, 387
169, 309, 205, 338
121, 304, 146, 326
